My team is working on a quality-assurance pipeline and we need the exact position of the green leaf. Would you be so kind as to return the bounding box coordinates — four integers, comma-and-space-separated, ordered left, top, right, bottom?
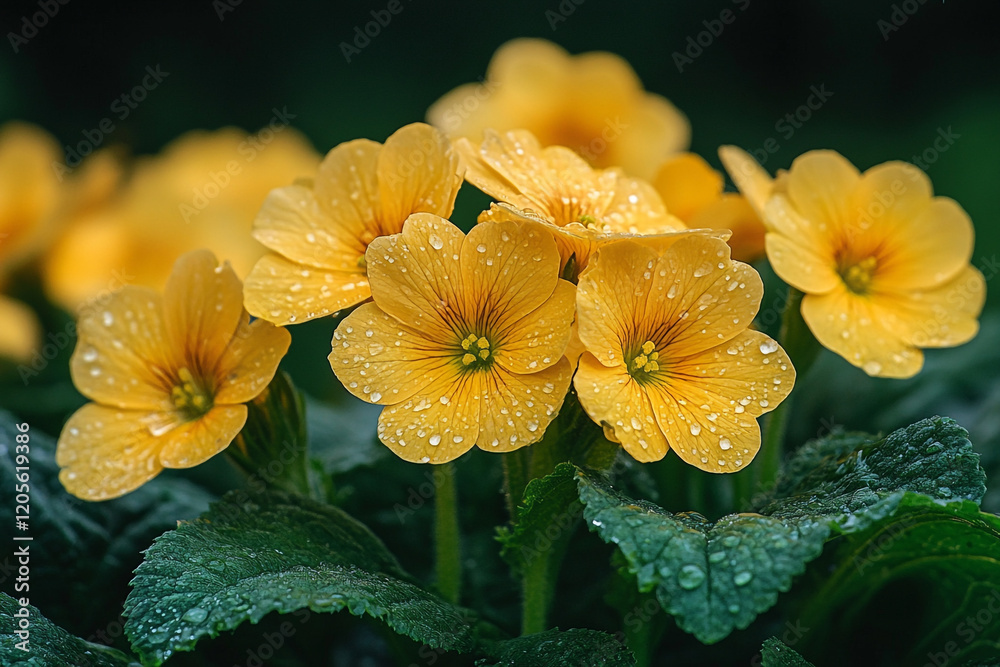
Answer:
798, 495, 1000, 665
0, 412, 214, 636
305, 394, 387, 475
497, 462, 581, 575
0, 593, 139, 666
576, 416, 986, 644
577, 469, 828, 644
124, 489, 484, 665
476, 628, 634, 666
760, 416, 986, 531
760, 637, 814, 667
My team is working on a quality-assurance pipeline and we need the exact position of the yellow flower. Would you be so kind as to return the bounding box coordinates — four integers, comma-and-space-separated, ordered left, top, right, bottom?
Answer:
720, 146, 985, 378
428, 38, 689, 180
244, 123, 461, 325
652, 152, 765, 263
329, 213, 575, 464
43, 127, 319, 312
56, 250, 291, 500
457, 129, 686, 273
574, 235, 795, 470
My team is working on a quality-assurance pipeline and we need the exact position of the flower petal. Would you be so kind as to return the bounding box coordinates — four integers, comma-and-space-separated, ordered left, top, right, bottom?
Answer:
574, 353, 669, 462
158, 404, 247, 468
0, 295, 40, 363
329, 302, 456, 406
244, 253, 369, 325
376, 373, 481, 464
163, 250, 244, 372
366, 213, 465, 339
763, 195, 841, 294
460, 215, 561, 335
493, 280, 576, 374
878, 266, 985, 349
577, 236, 763, 363
801, 287, 924, 378
718, 145, 773, 218
785, 150, 861, 231
478, 360, 573, 452
653, 153, 723, 222
688, 194, 765, 263
608, 93, 690, 180
313, 138, 382, 238
71, 286, 174, 410
251, 184, 365, 270
377, 123, 461, 226
602, 175, 675, 233
56, 404, 165, 500
876, 197, 975, 290
213, 313, 291, 404
647, 382, 762, 473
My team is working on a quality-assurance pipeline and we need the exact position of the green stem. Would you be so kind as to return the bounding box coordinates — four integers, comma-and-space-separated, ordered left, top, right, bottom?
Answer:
756, 287, 820, 491
521, 554, 552, 636
434, 462, 461, 605
502, 448, 532, 521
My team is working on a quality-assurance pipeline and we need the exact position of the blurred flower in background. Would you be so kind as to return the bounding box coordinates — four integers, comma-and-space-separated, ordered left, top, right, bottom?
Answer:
0, 122, 69, 361
43, 126, 319, 313
428, 38, 690, 181
652, 152, 765, 263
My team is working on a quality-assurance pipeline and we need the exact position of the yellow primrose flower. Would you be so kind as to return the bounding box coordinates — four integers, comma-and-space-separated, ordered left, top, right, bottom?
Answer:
244, 123, 461, 325
44, 126, 319, 312
720, 146, 985, 378
653, 152, 765, 263
457, 129, 685, 272
0, 122, 62, 361
329, 213, 575, 464
56, 250, 291, 500
428, 38, 689, 180
574, 235, 795, 470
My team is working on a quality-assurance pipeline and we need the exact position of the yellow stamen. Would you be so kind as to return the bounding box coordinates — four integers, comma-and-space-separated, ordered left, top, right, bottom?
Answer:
460, 333, 493, 368
628, 340, 662, 380
839, 256, 878, 295
462, 353, 478, 365
171, 367, 213, 418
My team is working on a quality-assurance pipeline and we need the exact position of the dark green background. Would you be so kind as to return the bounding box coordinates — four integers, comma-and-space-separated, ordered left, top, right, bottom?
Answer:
2, 0, 998, 288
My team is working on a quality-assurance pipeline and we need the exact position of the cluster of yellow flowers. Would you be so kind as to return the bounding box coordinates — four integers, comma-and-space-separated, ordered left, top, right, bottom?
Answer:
17, 39, 979, 500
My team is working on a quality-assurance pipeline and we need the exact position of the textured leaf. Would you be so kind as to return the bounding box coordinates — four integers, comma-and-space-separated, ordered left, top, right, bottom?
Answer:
497, 462, 581, 575
124, 490, 484, 665
306, 394, 387, 474
0, 593, 139, 666
0, 412, 214, 636
798, 495, 1000, 666
476, 628, 634, 666
576, 416, 986, 644
760, 416, 986, 532
761, 637, 814, 667
577, 470, 827, 644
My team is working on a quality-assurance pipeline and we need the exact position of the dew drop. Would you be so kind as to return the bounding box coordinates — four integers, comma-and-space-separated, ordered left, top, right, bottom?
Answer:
759, 339, 779, 354
678, 564, 706, 589
733, 571, 753, 586
429, 434, 441, 446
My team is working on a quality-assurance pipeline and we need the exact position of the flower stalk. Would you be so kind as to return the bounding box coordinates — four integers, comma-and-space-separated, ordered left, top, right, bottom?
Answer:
434, 462, 462, 605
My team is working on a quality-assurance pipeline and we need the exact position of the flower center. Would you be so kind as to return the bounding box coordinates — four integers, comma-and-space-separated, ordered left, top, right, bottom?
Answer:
627, 340, 661, 382
171, 367, 213, 419
460, 333, 493, 370
839, 256, 878, 295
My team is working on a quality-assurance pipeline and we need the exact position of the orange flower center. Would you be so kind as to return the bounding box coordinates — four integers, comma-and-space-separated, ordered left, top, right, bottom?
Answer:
170, 367, 214, 419
459, 333, 493, 370
627, 340, 662, 383
838, 256, 878, 295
